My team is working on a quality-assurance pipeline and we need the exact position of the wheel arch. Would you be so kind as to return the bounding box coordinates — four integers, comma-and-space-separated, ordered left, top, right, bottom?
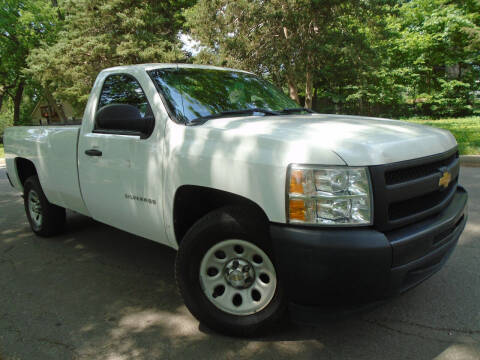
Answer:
173, 185, 270, 246
14, 157, 38, 190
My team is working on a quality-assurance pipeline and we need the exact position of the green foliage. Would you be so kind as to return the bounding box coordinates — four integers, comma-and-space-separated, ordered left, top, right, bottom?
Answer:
425, 80, 472, 117
185, 0, 480, 118
1, 0, 479, 121
0, 0, 58, 76
0, 94, 35, 139
0, 0, 59, 123
386, 0, 480, 117
27, 0, 195, 113
185, 0, 390, 108
0, 104, 14, 141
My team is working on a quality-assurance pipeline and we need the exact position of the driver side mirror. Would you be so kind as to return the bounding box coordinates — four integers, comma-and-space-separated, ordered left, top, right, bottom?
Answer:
94, 104, 154, 138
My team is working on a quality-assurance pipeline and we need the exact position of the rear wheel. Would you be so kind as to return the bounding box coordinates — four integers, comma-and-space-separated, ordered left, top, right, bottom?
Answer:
24, 176, 66, 237
175, 206, 286, 336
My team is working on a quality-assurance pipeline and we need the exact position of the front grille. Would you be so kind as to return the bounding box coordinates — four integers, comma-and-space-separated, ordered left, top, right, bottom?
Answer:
370, 148, 459, 231
385, 152, 458, 185
389, 177, 457, 220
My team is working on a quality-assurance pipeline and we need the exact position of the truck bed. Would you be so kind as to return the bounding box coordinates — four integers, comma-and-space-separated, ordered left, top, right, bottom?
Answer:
4, 125, 89, 215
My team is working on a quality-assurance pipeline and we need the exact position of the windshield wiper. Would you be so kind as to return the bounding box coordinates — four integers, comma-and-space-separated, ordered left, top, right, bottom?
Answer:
279, 107, 315, 114
189, 108, 280, 125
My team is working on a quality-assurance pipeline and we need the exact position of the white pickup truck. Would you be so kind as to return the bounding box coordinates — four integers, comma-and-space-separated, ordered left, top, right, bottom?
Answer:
4, 64, 468, 335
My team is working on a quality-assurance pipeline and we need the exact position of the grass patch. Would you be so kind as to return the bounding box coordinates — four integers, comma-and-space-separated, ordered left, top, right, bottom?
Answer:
0, 144, 3, 158
404, 116, 480, 155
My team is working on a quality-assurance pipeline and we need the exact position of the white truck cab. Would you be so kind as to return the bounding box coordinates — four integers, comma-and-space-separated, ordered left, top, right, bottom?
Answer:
4, 64, 468, 335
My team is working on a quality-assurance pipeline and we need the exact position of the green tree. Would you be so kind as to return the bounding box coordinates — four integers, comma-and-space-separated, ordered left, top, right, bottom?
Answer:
308, 1, 395, 116
0, 0, 59, 124
27, 0, 195, 113
185, 0, 479, 117
385, 0, 480, 117
185, 0, 391, 109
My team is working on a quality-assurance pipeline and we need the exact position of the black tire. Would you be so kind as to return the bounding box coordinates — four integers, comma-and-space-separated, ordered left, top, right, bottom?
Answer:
175, 206, 287, 337
23, 175, 66, 237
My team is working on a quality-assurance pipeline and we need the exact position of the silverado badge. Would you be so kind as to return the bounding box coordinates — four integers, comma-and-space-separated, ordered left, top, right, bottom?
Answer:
438, 169, 452, 189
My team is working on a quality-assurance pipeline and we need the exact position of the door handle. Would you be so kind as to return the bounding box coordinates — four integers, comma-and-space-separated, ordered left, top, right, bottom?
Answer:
85, 149, 102, 157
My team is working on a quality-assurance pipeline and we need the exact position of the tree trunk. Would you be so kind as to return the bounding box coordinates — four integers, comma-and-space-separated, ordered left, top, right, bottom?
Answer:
286, 74, 300, 104
45, 89, 67, 122
13, 80, 25, 125
51, 0, 64, 20
304, 67, 313, 109
312, 86, 318, 111
0, 82, 16, 113
282, 24, 301, 104
0, 90, 4, 113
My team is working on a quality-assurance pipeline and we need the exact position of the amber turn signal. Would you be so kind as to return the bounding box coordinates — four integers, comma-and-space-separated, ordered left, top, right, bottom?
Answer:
289, 169, 304, 194
289, 199, 306, 221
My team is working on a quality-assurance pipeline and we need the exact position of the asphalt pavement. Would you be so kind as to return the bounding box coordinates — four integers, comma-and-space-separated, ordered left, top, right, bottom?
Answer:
0, 164, 479, 360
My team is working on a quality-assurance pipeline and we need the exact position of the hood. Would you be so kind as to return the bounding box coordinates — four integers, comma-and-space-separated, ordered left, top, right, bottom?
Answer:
200, 114, 457, 166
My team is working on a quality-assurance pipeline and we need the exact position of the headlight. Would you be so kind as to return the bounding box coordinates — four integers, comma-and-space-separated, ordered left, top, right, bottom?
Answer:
287, 165, 373, 225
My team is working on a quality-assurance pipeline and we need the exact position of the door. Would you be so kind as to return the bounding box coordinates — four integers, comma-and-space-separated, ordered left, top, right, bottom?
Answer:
78, 72, 166, 243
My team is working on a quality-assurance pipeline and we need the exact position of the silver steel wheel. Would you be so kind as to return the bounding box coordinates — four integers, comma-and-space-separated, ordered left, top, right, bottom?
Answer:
28, 190, 42, 228
199, 239, 277, 316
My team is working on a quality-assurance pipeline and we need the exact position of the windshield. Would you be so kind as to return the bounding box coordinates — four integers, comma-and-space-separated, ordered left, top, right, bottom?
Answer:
148, 68, 299, 124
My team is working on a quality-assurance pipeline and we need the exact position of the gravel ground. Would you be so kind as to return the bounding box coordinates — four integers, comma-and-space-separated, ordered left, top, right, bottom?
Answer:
0, 165, 479, 360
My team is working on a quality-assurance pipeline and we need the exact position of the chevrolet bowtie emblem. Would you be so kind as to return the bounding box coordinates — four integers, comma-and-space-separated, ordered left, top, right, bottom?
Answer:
439, 170, 452, 189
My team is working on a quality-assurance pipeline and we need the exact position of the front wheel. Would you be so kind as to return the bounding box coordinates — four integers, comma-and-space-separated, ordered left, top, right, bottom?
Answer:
175, 206, 286, 336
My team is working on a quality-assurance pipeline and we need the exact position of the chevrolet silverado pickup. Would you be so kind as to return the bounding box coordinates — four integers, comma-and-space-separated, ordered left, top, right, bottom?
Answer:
3, 64, 468, 335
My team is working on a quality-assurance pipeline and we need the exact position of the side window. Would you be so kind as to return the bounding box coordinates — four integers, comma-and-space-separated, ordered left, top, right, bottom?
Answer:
97, 74, 153, 119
